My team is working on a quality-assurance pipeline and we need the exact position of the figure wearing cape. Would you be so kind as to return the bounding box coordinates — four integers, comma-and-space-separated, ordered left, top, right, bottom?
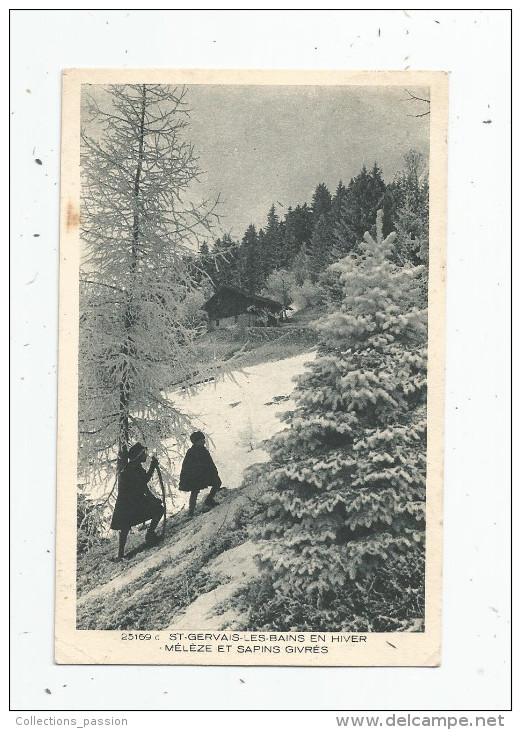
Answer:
179, 431, 222, 516
111, 442, 164, 559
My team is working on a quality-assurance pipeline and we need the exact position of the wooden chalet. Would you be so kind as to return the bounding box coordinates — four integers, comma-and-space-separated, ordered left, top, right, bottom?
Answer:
202, 286, 283, 330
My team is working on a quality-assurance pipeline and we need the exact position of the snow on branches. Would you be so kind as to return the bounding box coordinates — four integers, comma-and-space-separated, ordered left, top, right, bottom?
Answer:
253, 210, 427, 610
79, 84, 218, 502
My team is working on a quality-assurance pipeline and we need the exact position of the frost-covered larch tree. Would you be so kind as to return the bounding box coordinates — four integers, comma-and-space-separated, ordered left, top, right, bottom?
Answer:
79, 84, 217, 505
254, 210, 427, 622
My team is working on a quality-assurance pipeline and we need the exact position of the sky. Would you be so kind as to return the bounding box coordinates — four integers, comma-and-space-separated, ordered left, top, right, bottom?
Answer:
185, 84, 430, 237
82, 83, 430, 241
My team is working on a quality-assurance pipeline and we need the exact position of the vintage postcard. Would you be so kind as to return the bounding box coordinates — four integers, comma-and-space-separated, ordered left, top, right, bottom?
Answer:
56, 68, 447, 666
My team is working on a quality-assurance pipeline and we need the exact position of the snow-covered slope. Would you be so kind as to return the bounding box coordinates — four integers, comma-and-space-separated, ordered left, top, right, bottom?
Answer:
166, 541, 259, 630
169, 350, 316, 508
77, 350, 316, 630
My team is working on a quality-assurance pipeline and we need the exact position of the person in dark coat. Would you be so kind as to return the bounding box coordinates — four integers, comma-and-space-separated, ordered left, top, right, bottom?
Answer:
179, 431, 222, 517
111, 442, 164, 559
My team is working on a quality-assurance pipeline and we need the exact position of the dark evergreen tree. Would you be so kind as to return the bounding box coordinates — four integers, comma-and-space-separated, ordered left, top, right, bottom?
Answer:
262, 204, 284, 275
334, 163, 388, 257
309, 212, 335, 279
212, 233, 241, 288
331, 180, 348, 221
238, 224, 263, 294
282, 204, 314, 266
311, 182, 332, 224
279, 207, 300, 268
295, 203, 314, 244
196, 240, 216, 285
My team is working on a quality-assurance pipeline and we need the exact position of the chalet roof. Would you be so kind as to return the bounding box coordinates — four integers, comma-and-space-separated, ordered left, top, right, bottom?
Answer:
202, 285, 282, 312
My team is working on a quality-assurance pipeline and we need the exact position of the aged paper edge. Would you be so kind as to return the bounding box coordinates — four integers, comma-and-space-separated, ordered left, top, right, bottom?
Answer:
55, 68, 447, 666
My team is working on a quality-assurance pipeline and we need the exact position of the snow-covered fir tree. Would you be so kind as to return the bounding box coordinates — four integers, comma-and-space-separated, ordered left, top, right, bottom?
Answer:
79, 84, 217, 504
390, 151, 429, 284
251, 210, 427, 628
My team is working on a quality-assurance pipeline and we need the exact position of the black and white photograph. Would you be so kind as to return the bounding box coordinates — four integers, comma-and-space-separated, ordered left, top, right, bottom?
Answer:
55, 69, 447, 666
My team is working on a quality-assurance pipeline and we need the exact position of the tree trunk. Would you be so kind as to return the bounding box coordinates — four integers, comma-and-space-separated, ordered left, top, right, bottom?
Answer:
117, 85, 147, 478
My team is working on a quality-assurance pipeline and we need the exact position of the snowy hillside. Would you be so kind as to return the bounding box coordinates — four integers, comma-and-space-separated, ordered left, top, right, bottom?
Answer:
77, 350, 316, 631
169, 350, 317, 503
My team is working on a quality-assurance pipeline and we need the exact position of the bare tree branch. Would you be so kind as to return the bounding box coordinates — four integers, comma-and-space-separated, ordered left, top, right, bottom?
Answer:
403, 89, 431, 118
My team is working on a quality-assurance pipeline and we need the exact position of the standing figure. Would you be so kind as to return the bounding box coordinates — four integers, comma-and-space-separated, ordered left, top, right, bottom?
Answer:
110, 442, 164, 559
179, 431, 222, 517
